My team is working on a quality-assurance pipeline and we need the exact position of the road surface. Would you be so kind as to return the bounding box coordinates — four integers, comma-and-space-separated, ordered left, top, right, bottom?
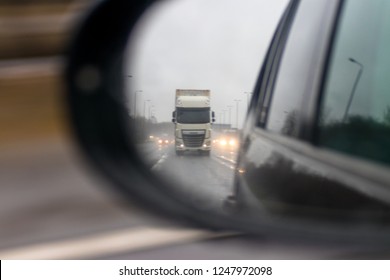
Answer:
148, 144, 237, 213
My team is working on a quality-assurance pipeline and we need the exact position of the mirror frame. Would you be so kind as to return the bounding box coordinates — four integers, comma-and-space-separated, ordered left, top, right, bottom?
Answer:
65, 0, 390, 245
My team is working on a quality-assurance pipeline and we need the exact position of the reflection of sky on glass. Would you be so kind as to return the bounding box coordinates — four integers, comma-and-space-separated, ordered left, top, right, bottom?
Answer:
322, 0, 390, 123
126, 0, 288, 126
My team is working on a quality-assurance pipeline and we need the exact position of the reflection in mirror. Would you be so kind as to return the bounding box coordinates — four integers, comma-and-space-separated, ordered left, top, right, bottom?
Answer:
124, 0, 287, 213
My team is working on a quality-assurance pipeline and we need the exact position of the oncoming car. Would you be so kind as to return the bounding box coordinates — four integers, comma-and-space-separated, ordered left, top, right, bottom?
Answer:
214, 129, 239, 151
156, 133, 172, 147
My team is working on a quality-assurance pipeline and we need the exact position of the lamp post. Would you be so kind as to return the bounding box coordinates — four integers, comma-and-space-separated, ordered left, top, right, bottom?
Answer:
343, 58, 363, 122
227, 105, 232, 128
144, 99, 150, 119
149, 105, 154, 119
234, 99, 241, 129
150, 108, 156, 123
244, 92, 252, 109
133, 90, 142, 117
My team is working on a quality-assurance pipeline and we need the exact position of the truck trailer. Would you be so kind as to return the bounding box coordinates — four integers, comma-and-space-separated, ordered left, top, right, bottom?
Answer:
172, 89, 215, 156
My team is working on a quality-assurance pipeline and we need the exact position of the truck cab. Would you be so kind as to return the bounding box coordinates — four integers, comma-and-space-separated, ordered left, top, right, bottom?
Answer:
172, 89, 215, 156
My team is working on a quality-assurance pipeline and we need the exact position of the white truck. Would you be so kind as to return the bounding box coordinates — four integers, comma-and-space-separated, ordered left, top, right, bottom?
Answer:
172, 89, 215, 156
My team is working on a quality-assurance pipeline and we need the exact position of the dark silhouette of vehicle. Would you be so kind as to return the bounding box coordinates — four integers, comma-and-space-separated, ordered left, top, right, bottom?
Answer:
226, 0, 390, 222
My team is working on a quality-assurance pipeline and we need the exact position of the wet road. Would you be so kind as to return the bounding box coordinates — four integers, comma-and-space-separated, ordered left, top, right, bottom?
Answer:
147, 143, 238, 213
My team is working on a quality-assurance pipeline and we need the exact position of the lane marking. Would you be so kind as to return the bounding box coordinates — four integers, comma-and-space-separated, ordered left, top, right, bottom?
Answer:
212, 157, 236, 170
217, 155, 237, 165
211, 154, 237, 170
0, 227, 232, 259
151, 153, 168, 171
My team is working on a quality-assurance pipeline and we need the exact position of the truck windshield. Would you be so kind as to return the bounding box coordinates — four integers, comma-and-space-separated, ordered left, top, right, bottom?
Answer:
177, 108, 210, 124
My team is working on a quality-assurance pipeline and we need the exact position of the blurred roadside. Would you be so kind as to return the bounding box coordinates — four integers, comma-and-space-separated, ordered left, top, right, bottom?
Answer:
0, 0, 90, 145
0, 0, 157, 254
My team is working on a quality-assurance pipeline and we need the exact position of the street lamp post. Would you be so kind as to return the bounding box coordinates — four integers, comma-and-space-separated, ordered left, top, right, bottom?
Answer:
144, 99, 150, 119
244, 92, 252, 109
234, 99, 241, 129
227, 105, 232, 128
149, 105, 154, 119
133, 90, 143, 117
142, 99, 150, 140
150, 108, 156, 122
343, 58, 363, 122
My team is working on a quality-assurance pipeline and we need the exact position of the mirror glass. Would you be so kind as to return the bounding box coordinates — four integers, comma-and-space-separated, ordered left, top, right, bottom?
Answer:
122, 0, 390, 226
125, 0, 288, 213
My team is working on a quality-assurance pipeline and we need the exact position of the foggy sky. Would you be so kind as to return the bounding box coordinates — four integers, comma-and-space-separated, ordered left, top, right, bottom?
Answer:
126, 0, 288, 128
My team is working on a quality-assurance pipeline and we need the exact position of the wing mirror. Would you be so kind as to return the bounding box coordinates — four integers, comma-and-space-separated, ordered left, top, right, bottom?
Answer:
65, 0, 390, 244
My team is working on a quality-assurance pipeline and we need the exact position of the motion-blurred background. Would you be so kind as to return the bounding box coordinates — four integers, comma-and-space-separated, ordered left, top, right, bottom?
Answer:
0, 0, 152, 257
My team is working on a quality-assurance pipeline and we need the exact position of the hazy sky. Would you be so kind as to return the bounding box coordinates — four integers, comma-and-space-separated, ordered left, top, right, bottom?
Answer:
126, 0, 288, 127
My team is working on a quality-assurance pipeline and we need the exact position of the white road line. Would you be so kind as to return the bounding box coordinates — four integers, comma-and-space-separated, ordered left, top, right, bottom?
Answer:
0, 227, 230, 260
151, 153, 168, 171
218, 155, 237, 165
211, 153, 238, 170
212, 155, 237, 170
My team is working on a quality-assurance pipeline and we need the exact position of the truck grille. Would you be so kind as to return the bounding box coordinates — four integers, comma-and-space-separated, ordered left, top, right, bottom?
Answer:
182, 130, 205, 147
